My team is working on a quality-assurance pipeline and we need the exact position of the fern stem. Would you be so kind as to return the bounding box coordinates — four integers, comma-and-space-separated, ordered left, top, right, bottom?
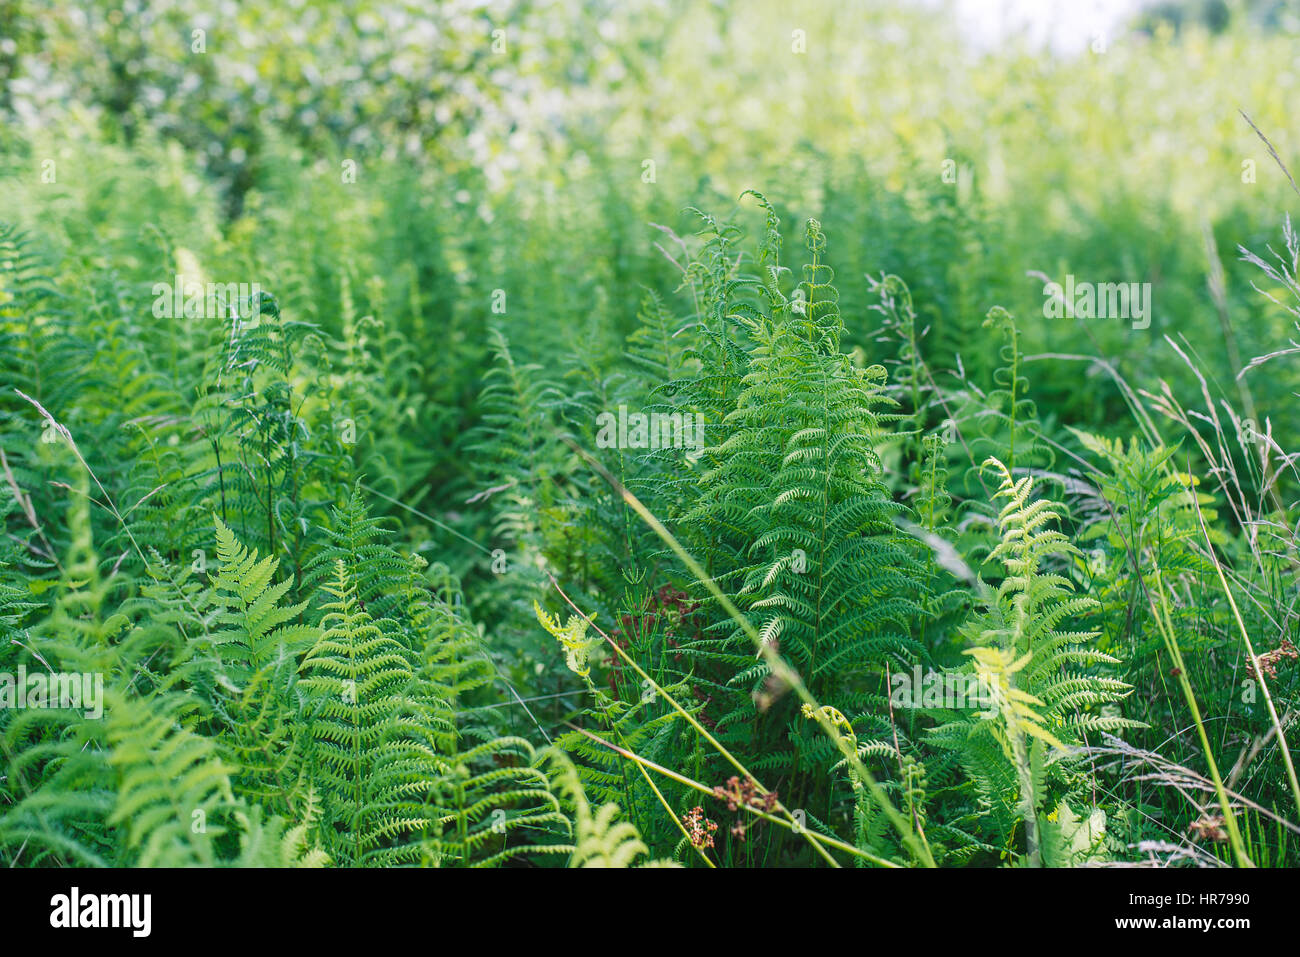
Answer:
567, 724, 898, 867
1189, 479, 1300, 820
631, 757, 716, 868
1148, 562, 1253, 867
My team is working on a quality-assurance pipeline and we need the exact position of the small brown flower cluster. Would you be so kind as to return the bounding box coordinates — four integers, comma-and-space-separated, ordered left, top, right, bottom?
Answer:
1247, 638, 1298, 682
1189, 815, 1227, 843
712, 776, 779, 814
682, 806, 718, 850
710, 776, 777, 842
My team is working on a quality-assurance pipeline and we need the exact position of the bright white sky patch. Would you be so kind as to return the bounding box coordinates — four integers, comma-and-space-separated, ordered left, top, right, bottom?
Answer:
915, 0, 1146, 53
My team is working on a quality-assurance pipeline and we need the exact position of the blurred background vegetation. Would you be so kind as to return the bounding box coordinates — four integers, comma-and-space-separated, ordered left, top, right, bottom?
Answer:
4, 0, 1298, 436
3, 0, 1300, 867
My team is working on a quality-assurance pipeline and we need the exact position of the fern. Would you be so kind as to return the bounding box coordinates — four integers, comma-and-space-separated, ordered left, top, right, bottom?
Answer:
296, 559, 449, 865
928, 458, 1141, 864
231, 788, 331, 867
682, 216, 927, 734
105, 690, 236, 867
211, 516, 317, 679
302, 481, 414, 622
979, 458, 1138, 738
544, 749, 676, 868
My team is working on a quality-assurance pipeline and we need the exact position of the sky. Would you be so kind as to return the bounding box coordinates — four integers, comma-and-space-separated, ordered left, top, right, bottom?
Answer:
931, 0, 1147, 52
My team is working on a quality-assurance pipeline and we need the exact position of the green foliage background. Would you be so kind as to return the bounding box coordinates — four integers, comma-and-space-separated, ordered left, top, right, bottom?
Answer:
1, 0, 1298, 867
